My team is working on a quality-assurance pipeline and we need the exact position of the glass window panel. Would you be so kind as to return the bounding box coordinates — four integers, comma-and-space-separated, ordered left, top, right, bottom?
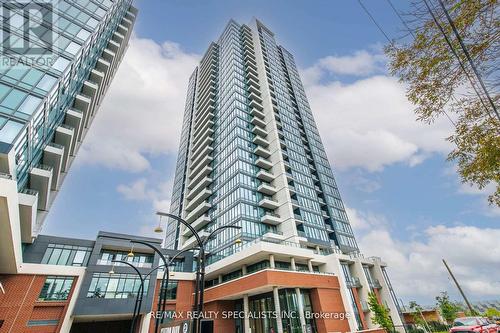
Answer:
48, 248, 62, 265
76, 29, 90, 41
5, 65, 29, 80
86, 17, 98, 29
0, 120, 23, 143
58, 249, 71, 265
72, 250, 86, 265
52, 57, 71, 72
21, 69, 44, 86
1, 89, 27, 109
0, 84, 10, 100
65, 41, 81, 55
17, 95, 42, 115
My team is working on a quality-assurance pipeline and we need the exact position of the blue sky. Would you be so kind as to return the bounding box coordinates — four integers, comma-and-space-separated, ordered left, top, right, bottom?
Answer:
44, 0, 499, 304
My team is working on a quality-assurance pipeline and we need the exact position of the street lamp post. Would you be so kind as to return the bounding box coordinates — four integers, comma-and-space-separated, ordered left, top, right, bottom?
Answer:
154, 211, 242, 333
129, 240, 168, 333
128, 241, 197, 333
111, 260, 146, 333
111, 246, 194, 333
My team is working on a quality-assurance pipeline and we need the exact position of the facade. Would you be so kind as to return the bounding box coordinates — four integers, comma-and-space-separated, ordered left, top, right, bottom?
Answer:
0, 231, 195, 333
0, 0, 136, 273
164, 19, 405, 333
1, 230, 400, 333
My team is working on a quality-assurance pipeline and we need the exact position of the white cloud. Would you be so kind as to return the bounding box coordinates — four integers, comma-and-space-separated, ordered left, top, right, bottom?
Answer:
117, 177, 173, 210
350, 208, 500, 302
318, 50, 386, 76
303, 69, 454, 171
78, 35, 200, 172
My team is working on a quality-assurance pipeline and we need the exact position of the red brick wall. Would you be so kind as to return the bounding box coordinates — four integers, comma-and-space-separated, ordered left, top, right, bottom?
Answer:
0, 274, 77, 333
204, 300, 235, 333
148, 279, 195, 332
204, 270, 339, 302
310, 288, 351, 333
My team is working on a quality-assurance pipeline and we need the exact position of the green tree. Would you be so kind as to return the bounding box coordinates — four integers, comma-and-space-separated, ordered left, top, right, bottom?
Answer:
484, 308, 500, 318
435, 292, 460, 323
368, 292, 394, 332
385, 0, 500, 206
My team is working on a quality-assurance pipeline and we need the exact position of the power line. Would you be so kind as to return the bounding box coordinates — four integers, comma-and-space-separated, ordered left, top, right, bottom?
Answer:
436, 0, 500, 122
383, 0, 458, 127
386, 0, 416, 39
357, 0, 393, 44
422, 0, 495, 123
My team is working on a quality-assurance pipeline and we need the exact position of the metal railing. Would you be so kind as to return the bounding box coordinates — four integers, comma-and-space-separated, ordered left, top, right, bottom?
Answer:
47, 142, 65, 150
0, 172, 12, 180
369, 278, 382, 289
263, 230, 283, 235
346, 276, 362, 288
36, 164, 53, 172
349, 252, 365, 259
262, 211, 280, 218
20, 188, 39, 196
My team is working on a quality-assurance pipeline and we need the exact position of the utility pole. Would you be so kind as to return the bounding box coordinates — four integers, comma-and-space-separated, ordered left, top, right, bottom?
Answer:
442, 259, 475, 314
417, 307, 432, 333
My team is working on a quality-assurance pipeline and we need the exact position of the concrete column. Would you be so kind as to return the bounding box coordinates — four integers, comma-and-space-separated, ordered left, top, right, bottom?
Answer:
139, 313, 151, 333
269, 254, 275, 268
218, 274, 223, 284
273, 287, 283, 333
307, 259, 313, 272
295, 288, 307, 333
242, 264, 247, 275
243, 294, 251, 333
290, 257, 296, 271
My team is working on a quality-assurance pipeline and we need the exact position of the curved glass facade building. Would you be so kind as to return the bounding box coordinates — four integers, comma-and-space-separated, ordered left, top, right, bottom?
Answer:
0, 0, 137, 273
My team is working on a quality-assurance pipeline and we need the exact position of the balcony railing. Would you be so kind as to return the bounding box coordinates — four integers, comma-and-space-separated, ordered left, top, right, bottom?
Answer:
261, 211, 280, 219
369, 278, 382, 289
346, 276, 362, 288
47, 142, 65, 150
37, 164, 54, 172
0, 172, 12, 180
20, 188, 39, 196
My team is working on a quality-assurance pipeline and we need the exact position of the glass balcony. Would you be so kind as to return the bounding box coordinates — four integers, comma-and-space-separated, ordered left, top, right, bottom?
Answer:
260, 212, 281, 225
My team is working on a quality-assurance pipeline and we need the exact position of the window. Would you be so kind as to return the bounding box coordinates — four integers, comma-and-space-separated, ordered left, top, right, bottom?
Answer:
363, 266, 373, 284
222, 269, 242, 282
169, 259, 185, 272
247, 260, 269, 274
87, 273, 149, 299
41, 244, 92, 266
163, 281, 178, 300
38, 276, 74, 301
97, 250, 153, 268
275, 261, 291, 271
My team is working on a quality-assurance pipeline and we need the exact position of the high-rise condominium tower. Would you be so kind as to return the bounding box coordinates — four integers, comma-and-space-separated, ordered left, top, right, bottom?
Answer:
166, 19, 357, 262
0, 0, 137, 273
